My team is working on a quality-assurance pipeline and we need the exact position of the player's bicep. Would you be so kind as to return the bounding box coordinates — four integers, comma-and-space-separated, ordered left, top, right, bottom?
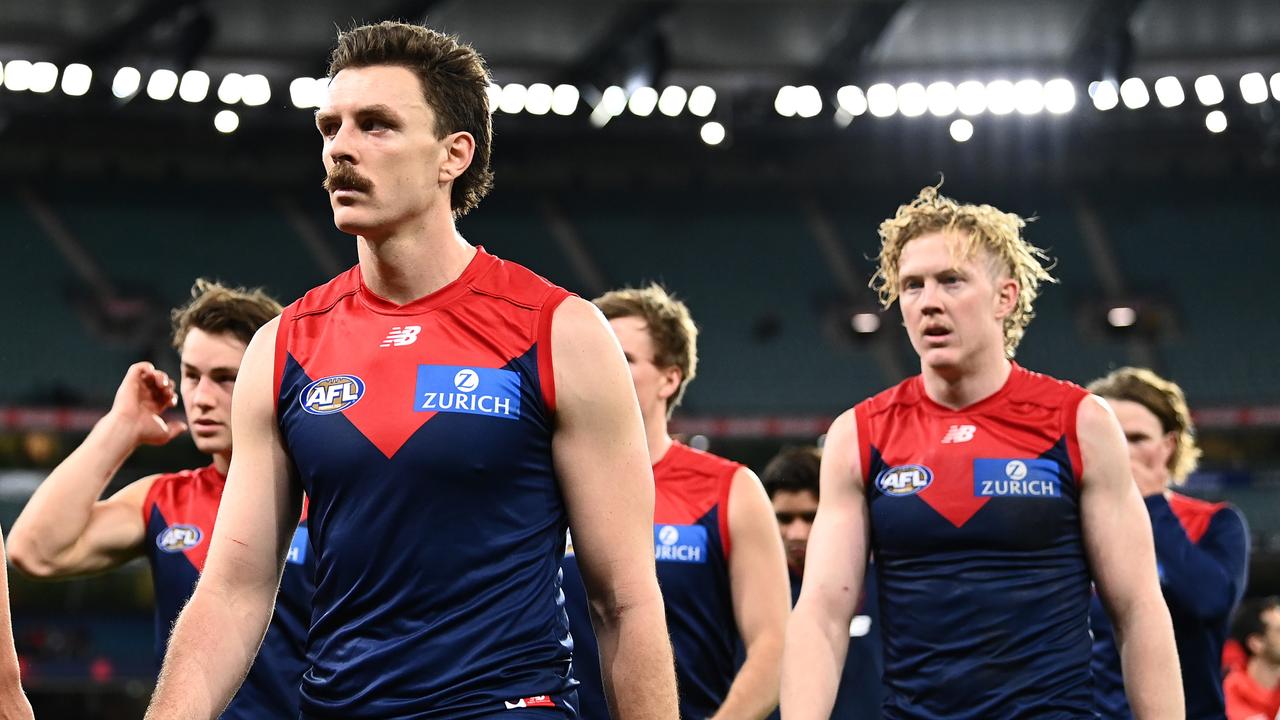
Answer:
727, 468, 791, 645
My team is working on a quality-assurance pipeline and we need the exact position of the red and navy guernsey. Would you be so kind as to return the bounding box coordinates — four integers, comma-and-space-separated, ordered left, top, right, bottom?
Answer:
275, 247, 576, 719
143, 464, 314, 719
856, 363, 1095, 719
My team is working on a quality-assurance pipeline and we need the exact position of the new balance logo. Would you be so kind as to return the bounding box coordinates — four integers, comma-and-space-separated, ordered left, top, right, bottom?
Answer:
380, 325, 421, 347
941, 424, 976, 443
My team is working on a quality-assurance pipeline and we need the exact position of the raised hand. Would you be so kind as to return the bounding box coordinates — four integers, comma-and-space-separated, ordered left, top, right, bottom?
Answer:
109, 362, 187, 447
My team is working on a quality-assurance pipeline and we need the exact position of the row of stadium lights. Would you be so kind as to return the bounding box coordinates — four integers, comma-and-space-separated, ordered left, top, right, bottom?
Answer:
2, 59, 1278, 145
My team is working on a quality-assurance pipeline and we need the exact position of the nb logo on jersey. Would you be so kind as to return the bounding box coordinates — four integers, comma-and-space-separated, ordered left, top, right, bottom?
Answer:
941, 424, 976, 443
875, 464, 933, 497
299, 375, 365, 415
504, 696, 556, 710
156, 524, 204, 553
379, 325, 421, 347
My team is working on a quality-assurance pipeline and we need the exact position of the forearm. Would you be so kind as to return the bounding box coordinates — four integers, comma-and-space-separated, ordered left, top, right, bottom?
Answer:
711, 632, 782, 720
1116, 595, 1184, 720
0, 542, 32, 720
594, 589, 678, 720
780, 605, 848, 720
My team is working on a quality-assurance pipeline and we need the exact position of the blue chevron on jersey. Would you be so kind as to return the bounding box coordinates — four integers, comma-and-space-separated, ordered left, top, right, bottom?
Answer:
415, 364, 521, 420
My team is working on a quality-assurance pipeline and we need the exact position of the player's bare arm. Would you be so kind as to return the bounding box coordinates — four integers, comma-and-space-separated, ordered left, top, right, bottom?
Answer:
781, 408, 871, 719
551, 296, 678, 720
712, 467, 790, 720
145, 318, 303, 720
8, 362, 185, 577
1079, 394, 1184, 720
0, 533, 33, 720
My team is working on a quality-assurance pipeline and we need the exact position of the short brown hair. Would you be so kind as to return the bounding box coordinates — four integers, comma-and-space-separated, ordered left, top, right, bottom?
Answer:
171, 279, 282, 351
1088, 367, 1202, 484
593, 284, 698, 417
328, 20, 494, 218
761, 446, 822, 499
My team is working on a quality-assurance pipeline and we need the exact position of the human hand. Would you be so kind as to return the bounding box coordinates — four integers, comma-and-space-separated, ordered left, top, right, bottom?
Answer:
109, 362, 187, 447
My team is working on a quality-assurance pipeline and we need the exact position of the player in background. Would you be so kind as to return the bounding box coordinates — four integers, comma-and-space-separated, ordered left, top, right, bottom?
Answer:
1222, 597, 1280, 720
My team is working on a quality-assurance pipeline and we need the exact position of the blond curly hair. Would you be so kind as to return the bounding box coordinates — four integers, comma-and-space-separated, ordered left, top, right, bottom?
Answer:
871, 185, 1056, 358
1088, 367, 1202, 484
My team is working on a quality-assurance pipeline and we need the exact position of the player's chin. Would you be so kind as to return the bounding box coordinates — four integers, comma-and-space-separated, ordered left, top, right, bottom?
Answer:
332, 208, 381, 236
191, 434, 231, 456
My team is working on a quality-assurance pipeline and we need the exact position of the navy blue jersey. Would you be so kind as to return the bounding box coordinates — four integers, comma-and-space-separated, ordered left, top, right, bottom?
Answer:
275, 248, 578, 719
856, 364, 1094, 719
143, 464, 313, 720
1090, 491, 1248, 720
563, 441, 739, 719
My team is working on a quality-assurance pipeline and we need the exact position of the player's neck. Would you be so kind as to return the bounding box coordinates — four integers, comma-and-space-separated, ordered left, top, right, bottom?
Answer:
356, 216, 475, 305
645, 417, 674, 466
920, 354, 1012, 410
1248, 656, 1280, 690
211, 451, 230, 476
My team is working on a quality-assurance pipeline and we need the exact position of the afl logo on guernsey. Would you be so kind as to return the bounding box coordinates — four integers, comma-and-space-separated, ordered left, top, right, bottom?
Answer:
299, 375, 365, 415
875, 464, 933, 497
157, 524, 203, 553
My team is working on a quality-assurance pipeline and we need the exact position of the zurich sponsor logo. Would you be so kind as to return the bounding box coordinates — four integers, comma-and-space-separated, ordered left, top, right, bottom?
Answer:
974, 458, 1062, 497
416, 365, 521, 420
654, 524, 708, 564
157, 524, 203, 553
875, 464, 933, 497
286, 526, 309, 565
299, 375, 365, 415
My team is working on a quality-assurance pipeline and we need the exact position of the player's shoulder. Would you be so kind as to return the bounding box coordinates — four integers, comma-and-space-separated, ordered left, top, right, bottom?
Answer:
143, 465, 222, 507
1167, 490, 1238, 521
856, 374, 923, 419
289, 266, 362, 319
1007, 363, 1089, 407
468, 247, 570, 310
664, 441, 743, 478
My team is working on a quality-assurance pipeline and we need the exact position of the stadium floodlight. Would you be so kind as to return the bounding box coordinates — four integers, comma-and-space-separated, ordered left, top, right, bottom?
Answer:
0, 61, 4, 89
985, 80, 1015, 115
925, 81, 957, 117
485, 83, 502, 113
1240, 72, 1268, 104
1153, 76, 1184, 107
850, 313, 881, 334
867, 83, 897, 117
217, 73, 244, 104
699, 120, 725, 146
112, 66, 141, 99
29, 62, 58, 93
795, 85, 822, 118
4, 60, 33, 92
1106, 306, 1137, 328
525, 83, 554, 115
657, 86, 686, 117
551, 84, 579, 116
1089, 80, 1119, 110
289, 77, 316, 108
1194, 75, 1223, 105
214, 109, 239, 133
60, 63, 92, 96
1119, 78, 1149, 109
897, 82, 927, 117
1013, 79, 1044, 115
1205, 110, 1227, 133
774, 85, 797, 117
498, 83, 527, 114
147, 69, 178, 101
956, 80, 986, 116
836, 85, 867, 116
241, 74, 270, 106
687, 86, 716, 117
627, 86, 658, 117
1272, 73, 1280, 101
179, 70, 211, 103
949, 118, 974, 142
1043, 78, 1075, 114
590, 85, 627, 127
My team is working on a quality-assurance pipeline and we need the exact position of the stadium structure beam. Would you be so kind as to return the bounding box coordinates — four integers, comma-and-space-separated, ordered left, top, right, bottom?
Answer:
1067, 0, 1146, 84
810, 0, 907, 90
559, 1, 677, 89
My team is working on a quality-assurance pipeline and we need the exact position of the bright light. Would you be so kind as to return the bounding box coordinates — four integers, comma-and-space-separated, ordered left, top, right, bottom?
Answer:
836, 85, 867, 116
1194, 75, 1223, 105
499, 83, 527, 114
180, 70, 211, 103
4, 60, 33, 91
288, 77, 316, 108
112, 67, 141, 98
957, 80, 986, 115
1272, 73, 1280, 101
551, 84, 579, 116
657, 86, 685, 116
217, 73, 244, 104
485, 84, 502, 113
525, 83, 554, 115
687, 86, 716, 117
949, 118, 974, 142
600, 85, 627, 116
700, 120, 725, 146
867, 83, 897, 117
897, 82, 927, 117
0, 61, 4, 89
29, 62, 58, 93
60, 63, 92, 96
1240, 72, 1268, 104
774, 85, 797, 117
1205, 110, 1227, 133
850, 313, 881, 334
1089, 80, 1119, 110
627, 86, 658, 116
925, 81, 957, 116
146, 69, 178, 101
241, 74, 270, 106
1107, 306, 1137, 328
986, 80, 1015, 115
1153, 76, 1184, 107
1013, 79, 1044, 115
1119, 78, 1149, 109
795, 85, 823, 118
213, 109, 239, 134
1043, 78, 1075, 114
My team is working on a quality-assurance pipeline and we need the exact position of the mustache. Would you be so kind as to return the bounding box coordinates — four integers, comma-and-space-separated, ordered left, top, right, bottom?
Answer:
323, 163, 373, 193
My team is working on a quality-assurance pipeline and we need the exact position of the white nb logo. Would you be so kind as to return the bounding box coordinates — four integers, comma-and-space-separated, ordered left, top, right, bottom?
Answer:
379, 325, 421, 347
941, 424, 976, 443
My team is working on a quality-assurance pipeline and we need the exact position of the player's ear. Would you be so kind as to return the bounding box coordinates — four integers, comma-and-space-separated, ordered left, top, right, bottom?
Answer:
657, 365, 682, 402
438, 130, 475, 184
993, 276, 1018, 321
